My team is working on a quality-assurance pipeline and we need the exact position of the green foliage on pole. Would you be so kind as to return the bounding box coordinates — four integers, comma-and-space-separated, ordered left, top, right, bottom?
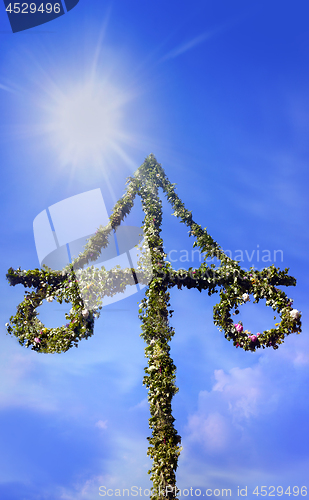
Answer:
5, 154, 301, 498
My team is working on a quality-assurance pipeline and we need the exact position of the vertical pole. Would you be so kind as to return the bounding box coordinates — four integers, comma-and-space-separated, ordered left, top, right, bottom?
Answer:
138, 160, 181, 499
140, 284, 181, 499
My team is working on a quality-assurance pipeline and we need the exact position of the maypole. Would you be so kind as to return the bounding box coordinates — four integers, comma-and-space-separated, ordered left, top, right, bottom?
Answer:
5, 154, 302, 499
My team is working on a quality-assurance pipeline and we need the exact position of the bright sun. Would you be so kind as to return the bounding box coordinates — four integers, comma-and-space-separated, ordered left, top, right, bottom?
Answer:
3, 26, 149, 178
47, 78, 130, 168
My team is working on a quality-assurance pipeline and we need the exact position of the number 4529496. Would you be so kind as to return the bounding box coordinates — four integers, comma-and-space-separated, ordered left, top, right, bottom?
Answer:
253, 486, 307, 496
6, 3, 61, 14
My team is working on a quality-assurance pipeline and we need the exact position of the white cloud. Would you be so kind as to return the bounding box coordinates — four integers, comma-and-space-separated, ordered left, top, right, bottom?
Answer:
187, 411, 230, 451
271, 331, 309, 366
129, 398, 148, 411
213, 366, 265, 419
177, 341, 309, 487
183, 356, 291, 452
0, 347, 59, 412
95, 420, 108, 430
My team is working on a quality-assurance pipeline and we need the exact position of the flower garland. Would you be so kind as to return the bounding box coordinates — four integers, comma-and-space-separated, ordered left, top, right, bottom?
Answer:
5, 266, 94, 353
6, 153, 301, 499
5, 264, 146, 353
212, 266, 301, 351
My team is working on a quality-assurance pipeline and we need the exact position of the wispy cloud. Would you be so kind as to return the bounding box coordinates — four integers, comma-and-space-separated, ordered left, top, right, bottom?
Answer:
0, 83, 15, 93
160, 24, 229, 62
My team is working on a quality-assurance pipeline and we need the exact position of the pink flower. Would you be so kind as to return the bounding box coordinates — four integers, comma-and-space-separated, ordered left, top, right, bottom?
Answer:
236, 343, 240, 348
234, 323, 243, 333
34, 337, 41, 343
257, 332, 261, 336
250, 335, 257, 342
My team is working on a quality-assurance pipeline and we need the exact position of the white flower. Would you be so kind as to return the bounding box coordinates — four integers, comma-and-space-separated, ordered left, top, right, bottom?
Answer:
242, 293, 250, 302
82, 309, 89, 318
46, 296, 54, 303
290, 309, 301, 320
150, 339, 155, 345
5, 323, 9, 327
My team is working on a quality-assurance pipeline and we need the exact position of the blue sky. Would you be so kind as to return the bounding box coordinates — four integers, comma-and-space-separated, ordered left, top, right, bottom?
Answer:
1, 1, 309, 498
